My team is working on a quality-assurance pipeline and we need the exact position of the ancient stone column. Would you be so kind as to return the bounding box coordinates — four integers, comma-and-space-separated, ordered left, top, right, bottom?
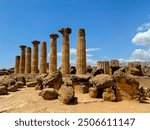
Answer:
19, 45, 26, 73
76, 29, 86, 75
25, 47, 31, 74
31, 40, 40, 74
58, 28, 72, 75
49, 34, 59, 74
40, 41, 47, 74
15, 56, 20, 74
97, 61, 110, 74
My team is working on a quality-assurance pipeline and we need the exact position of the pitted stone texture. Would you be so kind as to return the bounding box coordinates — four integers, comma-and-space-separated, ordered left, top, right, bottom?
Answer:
127, 62, 143, 76
0, 85, 8, 95
59, 28, 72, 75
76, 29, 86, 74
19, 45, 26, 73
40, 42, 47, 74
89, 87, 98, 98
39, 88, 58, 100
58, 84, 75, 104
25, 47, 31, 74
15, 56, 20, 74
49, 34, 59, 74
91, 74, 114, 89
43, 71, 63, 90
32, 40, 40, 74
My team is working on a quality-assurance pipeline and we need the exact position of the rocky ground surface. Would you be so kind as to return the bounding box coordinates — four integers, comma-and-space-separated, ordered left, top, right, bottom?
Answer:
0, 87, 150, 113
0, 66, 150, 113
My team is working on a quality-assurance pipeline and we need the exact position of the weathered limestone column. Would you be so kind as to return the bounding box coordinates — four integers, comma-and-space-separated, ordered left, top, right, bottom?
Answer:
49, 34, 59, 74
25, 47, 31, 74
58, 28, 72, 75
40, 41, 47, 74
97, 61, 110, 74
15, 56, 20, 73
76, 29, 86, 74
19, 45, 26, 73
31, 40, 40, 74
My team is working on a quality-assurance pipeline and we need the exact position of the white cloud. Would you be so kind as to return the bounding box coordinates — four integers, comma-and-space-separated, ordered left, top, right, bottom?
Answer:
56, 47, 100, 57
132, 29, 150, 46
57, 52, 62, 56
86, 48, 100, 52
70, 48, 76, 55
86, 58, 97, 66
137, 22, 150, 32
118, 49, 150, 63
86, 54, 93, 57
70, 57, 97, 66
131, 49, 150, 61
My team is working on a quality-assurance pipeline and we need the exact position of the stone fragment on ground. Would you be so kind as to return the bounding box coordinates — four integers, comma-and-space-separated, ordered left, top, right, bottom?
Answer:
58, 84, 75, 104
39, 88, 58, 100
0, 85, 8, 95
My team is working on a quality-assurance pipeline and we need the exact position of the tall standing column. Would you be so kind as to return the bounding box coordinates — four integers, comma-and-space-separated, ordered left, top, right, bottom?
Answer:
49, 34, 59, 74
15, 56, 20, 74
58, 28, 72, 75
31, 40, 40, 74
25, 47, 31, 74
40, 41, 47, 74
19, 45, 26, 73
76, 29, 86, 74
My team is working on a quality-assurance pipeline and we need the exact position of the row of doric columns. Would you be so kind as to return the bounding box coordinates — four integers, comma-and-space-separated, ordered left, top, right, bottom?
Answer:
14, 28, 87, 75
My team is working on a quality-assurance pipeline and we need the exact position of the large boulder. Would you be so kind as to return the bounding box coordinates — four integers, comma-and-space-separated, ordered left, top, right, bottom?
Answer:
15, 81, 24, 88
58, 84, 75, 104
89, 87, 98, 98
39, 88, 58, 100
8, 85, 18, 92
7, 79, 16, 87
0, 85, 8, 95
127, 63, 143, 76
91, 69, 104, 76
70, 75, 91, 86
102, 88, 116, 102
15, 76, 26, 86
91, 74, 114, 89
43, 71, 62, 90
35, 76, 43, 90
69, 75, 91, 92
114, 69, 140, 101
26, 81, 37, 87
146, 88, 150, 98
79, 85, 89, 94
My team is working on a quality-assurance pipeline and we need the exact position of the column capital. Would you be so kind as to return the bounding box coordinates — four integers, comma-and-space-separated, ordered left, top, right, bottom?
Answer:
58, 27, 72, 36
32, 40, 40, 45
78, 28, 85, 37
16, 55, 20, 58
50, 34, 59, 40
20, 45, 26, 50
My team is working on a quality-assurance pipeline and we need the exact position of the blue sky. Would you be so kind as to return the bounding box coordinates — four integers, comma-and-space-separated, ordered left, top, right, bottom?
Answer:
0, 0, 150, 68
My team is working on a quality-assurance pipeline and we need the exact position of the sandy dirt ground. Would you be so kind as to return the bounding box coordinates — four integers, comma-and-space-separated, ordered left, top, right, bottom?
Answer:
0, 86, 150, 113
